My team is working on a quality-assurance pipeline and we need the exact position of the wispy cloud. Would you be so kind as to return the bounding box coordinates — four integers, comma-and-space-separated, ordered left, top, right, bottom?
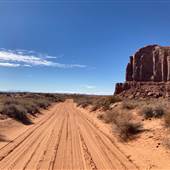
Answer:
84, 85, 96, 89
0, 62, 20, 67
45, 56, 57, 59
0, 49, 87, 68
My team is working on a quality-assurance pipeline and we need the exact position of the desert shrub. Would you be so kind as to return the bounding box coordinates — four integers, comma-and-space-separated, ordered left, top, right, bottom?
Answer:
98, 110, 143, 141
0, 93, 66, 124
154, 107, 165, 118
114, 112, 143, 141
93, 96, 122, 111
141, 106, 165, 119
75, 97, 93, 108
117, 121, 143, 141
107, 96, 122, 103
81, 103, 90, 108
101, 110, 118, 123
35, 99, 51, 109
55, 96, 65, 103
91, 105, 99, 112
2, 104, 32, 125
97, 113, 104, 120
142, 107, 153, 119
4, 98, 19, 105
5, 98, 42, 115
21, 101, 39, 115
164, 112, 170, 127
163, 138, 170, 149
122, 102, 136, 110
71, 95, 121, 111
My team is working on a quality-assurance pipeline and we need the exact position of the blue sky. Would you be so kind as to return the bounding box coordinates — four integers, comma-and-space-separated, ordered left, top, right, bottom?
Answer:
1, 0, 170, 94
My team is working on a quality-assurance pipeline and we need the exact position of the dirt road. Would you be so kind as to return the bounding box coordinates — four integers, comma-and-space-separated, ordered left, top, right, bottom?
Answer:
0, 100, 138, 170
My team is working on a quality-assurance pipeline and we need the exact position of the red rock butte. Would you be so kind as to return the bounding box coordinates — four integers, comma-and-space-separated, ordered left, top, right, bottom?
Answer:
115, 45, 170, 98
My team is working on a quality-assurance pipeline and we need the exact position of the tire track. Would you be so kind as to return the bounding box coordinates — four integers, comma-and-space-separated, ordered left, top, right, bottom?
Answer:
0, 104, 59, 162
68, 107, 85, 170
78, 113, 127, 169
0, 105, 61, 170
78, 127, 98, 170
50, 116, 66, 170
74, 105, 138, 170
0, 104, 58, 152
35, 111, 65, 170
81, 118, 127, 169
22, 109, 63, 170
79, 111, 139, 170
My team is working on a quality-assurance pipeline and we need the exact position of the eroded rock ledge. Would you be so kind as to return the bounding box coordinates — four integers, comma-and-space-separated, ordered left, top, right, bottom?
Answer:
115, 45, 170, 98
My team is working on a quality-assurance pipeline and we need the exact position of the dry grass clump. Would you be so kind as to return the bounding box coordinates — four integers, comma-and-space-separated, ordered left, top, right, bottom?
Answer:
141, 106, 165, 119
99, 110, 143, 141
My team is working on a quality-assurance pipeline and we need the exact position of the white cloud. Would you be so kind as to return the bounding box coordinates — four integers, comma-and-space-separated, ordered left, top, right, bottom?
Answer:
46, 56, 57, 59
23, 64, 32, 67
84, 85, 96, 89
0, 49, 87, 68
0, 62, 20, 67
0, 51, 54, 66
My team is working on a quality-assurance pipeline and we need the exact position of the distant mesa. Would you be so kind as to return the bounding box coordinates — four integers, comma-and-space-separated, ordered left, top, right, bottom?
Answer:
115, 45, 170, 98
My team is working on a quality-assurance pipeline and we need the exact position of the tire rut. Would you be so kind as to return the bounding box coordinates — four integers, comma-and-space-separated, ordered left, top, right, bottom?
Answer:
50, 116, 66, 170
0, 105, 59, 162
78, 127, 98, 170
0, 106, 59, 169
78, 108, 139, 170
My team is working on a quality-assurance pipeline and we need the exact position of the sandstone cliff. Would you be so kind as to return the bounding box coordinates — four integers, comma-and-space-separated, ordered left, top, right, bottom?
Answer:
115, 45, 170, 98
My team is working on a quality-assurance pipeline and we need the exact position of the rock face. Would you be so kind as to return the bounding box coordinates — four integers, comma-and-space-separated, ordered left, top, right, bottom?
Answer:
115, 45, 170, 98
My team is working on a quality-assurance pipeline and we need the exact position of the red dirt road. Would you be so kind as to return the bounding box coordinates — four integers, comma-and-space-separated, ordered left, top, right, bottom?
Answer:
0, 100, 138, 170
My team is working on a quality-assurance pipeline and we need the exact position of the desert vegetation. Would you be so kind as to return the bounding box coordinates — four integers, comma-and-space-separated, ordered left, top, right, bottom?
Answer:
164, 111, 170, 127
73, 95, 170, 143
72, 95, 143, 141
140, 106, 165, 119
71, 94, 121, 111
98, 109, 143, 141
0, 92, 65, 124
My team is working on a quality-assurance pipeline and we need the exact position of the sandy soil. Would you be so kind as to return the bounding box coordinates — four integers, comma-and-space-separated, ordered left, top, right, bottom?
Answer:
78, 104, 170, 170
0, 100, 137, 170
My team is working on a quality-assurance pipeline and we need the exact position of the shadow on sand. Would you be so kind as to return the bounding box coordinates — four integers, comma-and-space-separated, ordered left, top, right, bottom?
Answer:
0, 134, 11, 142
